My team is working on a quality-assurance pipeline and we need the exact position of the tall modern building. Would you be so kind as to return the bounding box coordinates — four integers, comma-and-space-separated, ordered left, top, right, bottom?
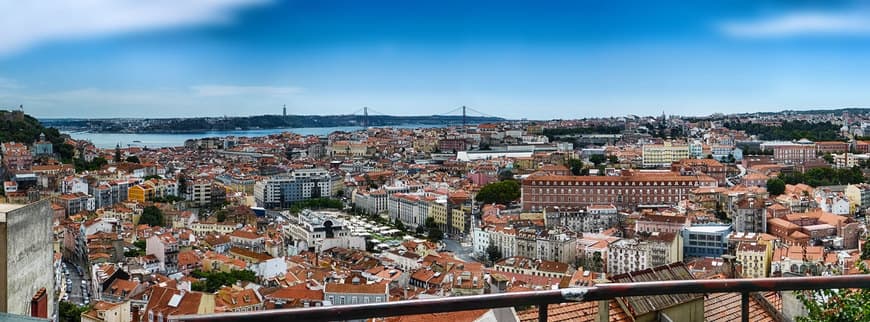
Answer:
254, 169, 333, 209
0, 200, 54, 317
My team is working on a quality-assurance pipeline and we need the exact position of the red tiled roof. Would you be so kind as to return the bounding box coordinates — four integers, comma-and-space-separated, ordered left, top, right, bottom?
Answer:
705, 292, 776, 322
376, 309, 492, 322
266, 283, 324, 301
517, 299, 631, 322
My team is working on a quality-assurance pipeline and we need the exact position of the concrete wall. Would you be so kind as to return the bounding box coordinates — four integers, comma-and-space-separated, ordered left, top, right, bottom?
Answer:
1, 200, 55, 316
782, 291, 807, 322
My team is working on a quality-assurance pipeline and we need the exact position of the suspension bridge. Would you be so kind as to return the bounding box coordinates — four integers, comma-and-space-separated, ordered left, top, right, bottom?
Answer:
346, 105, 504, 129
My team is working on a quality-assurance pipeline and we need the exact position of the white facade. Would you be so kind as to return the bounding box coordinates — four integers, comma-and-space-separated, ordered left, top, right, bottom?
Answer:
250, 256, 288, 279
607, 238, 651, 275
284, 210, 349, 252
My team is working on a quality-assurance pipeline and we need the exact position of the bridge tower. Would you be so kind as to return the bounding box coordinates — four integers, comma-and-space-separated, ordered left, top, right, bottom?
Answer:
462, 105, 466, 133
363, 106, 369, 128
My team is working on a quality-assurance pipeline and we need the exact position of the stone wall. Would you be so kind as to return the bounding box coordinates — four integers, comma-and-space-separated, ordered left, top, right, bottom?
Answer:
1, 200, 54, 316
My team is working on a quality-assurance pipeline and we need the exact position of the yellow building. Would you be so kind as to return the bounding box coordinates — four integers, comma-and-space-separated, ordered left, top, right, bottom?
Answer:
450, 208, 466, 233
513, 157, 536, 171
736, 242, 770, 278
845, 184, 870, 213
330, 141, 374, 157
642, 141, 689, 167
127, 183, 155, 203
428, 201, 448, 229
428, 200, 469, 235
81, 300, 132, 322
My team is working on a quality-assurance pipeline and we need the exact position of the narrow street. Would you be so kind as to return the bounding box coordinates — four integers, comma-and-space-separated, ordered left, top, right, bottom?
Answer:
61, 260, 90, 306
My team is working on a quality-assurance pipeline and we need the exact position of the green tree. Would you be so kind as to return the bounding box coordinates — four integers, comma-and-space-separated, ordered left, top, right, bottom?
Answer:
216, 211, 227, 223
590, 251, 604, 272
766, 178, 786, 195
608, 155, 619, 164
486, 243, 502, 263
778, 166, 864, 187
126, 155, 141, 163
796, 263, 870, 322
178, 176, 187, 197
568, 159, 584, 176
498, 169, 515, 181
59, 301, 90, 322
288, 198, 343, 213
428, 227, 444, 241
425, 217, 437, 229
114, 144, 122, 163
139, 205, 164, 227
823, 153, 834, 164
190, 269, 258, 292
724, 120, 843, 141
862, 237, 870, 260
394, 218, 406, 231
589, 154, 606, 166
74, 156, 108, 172
474, 180, 521, 205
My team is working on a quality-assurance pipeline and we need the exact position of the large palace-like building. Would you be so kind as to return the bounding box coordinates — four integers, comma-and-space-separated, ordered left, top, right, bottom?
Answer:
521, 170, 717, 211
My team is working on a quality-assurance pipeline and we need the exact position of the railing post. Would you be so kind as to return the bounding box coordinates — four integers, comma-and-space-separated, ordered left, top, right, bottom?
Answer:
538, 304, 548, 322
741, 292, 749, 322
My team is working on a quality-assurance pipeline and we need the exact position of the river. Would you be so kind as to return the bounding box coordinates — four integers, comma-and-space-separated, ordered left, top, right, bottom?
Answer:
66, 124, 443, 148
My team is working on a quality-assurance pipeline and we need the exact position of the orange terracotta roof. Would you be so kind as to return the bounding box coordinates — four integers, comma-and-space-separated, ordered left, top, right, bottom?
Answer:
517, 299, 631, 322
705, 292, 776, 322
377, 309, 492, 322
266, 283, 324, 301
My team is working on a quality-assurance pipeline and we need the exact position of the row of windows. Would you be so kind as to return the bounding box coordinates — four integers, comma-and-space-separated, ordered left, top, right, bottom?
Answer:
686, 247, 723, 255
327, 295, 383, 305
531, 195, 677, 203
531, 180, 699, 186
688, 234, 721, 241
533, 188, 689, 195
688, 240, 725, 247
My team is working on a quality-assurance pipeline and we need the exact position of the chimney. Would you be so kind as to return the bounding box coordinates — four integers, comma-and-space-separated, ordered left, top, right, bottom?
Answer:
131, 306, 140, 322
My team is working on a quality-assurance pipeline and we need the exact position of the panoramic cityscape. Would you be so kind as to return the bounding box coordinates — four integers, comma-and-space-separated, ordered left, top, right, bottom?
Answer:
5, 1, 870, 322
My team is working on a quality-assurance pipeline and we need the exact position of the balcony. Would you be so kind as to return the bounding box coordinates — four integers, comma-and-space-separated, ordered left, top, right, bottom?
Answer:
170, 275, 870, 322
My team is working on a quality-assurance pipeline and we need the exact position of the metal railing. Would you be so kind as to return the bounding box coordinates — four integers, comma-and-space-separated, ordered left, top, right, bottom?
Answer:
171, 275, 870, 322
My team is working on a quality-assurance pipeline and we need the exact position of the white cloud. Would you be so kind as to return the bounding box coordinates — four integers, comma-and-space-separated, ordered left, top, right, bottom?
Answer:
719, 11, 870, 38
190, 84, 303, 96
0, 0, 270, 57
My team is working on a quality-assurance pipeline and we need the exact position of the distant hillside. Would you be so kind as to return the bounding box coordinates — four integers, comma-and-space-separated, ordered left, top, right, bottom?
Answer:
0, 110, 74, 161
727, 107, 870, 118
41, 114, 505, 134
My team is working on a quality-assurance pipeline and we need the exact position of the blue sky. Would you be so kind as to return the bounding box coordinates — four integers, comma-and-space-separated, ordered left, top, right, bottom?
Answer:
2, 0, 870, 119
